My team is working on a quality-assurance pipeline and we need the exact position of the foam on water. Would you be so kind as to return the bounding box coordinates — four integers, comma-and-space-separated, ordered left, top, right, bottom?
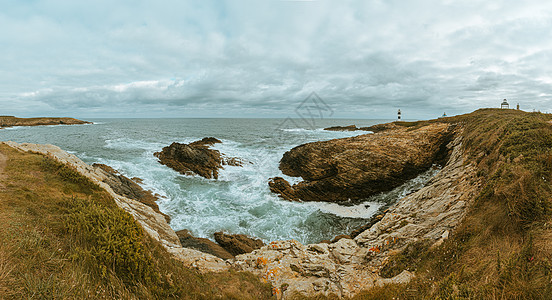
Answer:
0, 118, 436, 244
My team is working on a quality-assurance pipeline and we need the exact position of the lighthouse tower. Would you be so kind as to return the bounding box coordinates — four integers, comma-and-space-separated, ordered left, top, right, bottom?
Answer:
397, 109, 401, 121
501, 99, 509, 109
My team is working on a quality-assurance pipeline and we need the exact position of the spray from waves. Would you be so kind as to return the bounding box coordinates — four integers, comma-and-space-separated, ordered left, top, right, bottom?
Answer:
80, 134, 442, 244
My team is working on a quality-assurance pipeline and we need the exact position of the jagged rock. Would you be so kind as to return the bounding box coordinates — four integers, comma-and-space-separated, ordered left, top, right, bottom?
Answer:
324, 125, 358, 131
154, 137, 243, 179
231, 130, 483, 298
269, 123, 453, 202
323, 123, 400, 133
93, 163, 171, 222
176, 229, 234, 260
330, 234, 351, 243
214, 232, 265, 256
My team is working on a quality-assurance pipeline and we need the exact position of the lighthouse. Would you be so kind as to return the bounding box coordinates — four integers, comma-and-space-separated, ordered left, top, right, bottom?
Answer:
397, 109, 401, 121
501, 99, 509, 109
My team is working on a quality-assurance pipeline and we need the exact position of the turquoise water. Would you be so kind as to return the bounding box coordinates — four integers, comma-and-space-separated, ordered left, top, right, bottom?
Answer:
0, 118, 434, 244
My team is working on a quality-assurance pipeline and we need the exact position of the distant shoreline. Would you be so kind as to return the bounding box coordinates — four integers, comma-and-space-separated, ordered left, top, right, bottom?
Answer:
0, 116, 91, 129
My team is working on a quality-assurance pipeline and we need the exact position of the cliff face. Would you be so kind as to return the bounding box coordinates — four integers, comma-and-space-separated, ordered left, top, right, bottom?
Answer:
270, 123, 453, 202
1, 141, 230, 272
0, 116, 91, 128
231, 128, 481, 298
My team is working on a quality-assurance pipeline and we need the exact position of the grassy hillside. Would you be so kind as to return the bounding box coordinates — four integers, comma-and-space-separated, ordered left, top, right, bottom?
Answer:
0, 144, 273, 299
354, 109, 552, 299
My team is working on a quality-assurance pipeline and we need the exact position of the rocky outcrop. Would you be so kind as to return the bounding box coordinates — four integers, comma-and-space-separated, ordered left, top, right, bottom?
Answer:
232, 129, 482, 298
154, 137, 243, 179
323, 123, 401, 133
269, 123, 453, 202
176, 229, 234, 260
0, 116, 91, 128
2, 141, 230, 273
324, 125, 358, 131
93, 163, 170, 222
214, 232, 265, 256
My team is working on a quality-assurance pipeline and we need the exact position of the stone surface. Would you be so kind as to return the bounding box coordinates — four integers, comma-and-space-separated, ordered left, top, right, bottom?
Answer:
93, 163, 171, 222
154, 137, 243, 179
1, 122, 484, 298
270, 123, 453, 202
231, 128, 482, 298
214, 232, 265, 256
176, 229, 234, 260
1, 141, 231, 273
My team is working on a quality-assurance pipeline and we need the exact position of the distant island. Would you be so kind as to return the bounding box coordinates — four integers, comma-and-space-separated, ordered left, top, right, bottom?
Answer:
0, 116, 91, 128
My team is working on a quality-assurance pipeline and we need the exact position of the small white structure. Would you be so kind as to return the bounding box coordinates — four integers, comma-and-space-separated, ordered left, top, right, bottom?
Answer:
501, 99, 509, 109
397, 109, 401, 121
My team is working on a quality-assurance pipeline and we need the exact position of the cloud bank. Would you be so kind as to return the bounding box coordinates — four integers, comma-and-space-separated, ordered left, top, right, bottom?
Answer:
1, 0, 552, 118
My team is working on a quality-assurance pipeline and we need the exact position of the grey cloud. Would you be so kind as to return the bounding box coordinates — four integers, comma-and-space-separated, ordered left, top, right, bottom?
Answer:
2, 0, 552, 118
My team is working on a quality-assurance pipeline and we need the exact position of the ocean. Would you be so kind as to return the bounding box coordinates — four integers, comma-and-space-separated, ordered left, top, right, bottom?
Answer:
0, 118, 436, 244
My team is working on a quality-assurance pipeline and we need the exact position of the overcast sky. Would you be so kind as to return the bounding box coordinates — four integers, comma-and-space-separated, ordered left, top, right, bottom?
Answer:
1, 0, 552, 119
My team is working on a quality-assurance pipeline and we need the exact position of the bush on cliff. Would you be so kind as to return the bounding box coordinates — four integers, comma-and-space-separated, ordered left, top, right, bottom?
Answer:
0, 145, 273, 299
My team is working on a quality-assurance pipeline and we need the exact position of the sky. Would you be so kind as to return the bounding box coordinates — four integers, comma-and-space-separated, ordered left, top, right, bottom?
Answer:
1, 0, 552, 119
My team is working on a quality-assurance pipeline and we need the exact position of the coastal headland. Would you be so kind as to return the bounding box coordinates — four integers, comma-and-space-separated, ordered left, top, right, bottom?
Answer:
0, 116, 91, 128
1, 108, 552, 299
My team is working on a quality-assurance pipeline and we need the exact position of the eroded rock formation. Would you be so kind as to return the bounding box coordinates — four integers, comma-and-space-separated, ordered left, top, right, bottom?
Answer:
233, 129, 482, 298
1, 120, 485, 298
214, 232, 265, 256
154, 137, 243, 179
93, 163, 170, 222
176, 229, 234, 260
269, 123, 453, 202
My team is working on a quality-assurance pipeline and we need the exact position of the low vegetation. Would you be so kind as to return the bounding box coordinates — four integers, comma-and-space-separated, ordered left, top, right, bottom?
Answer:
0, 144, 273, 299
354, 109, 552, 299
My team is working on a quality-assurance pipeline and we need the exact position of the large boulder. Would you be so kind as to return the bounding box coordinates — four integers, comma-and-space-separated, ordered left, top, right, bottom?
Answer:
214, 232, 265, 256
175, 229, 234, 260
154, 137, 243, 179
269, 123, 453, 202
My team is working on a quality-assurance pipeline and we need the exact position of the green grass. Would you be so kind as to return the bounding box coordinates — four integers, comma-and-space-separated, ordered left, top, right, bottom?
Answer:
353, 109, 552, 299
0, 144, 273, 299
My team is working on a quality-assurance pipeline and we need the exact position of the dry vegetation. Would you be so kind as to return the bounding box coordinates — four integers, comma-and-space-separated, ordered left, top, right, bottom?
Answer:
353, 109, 552, 299
0, 144, 273, 299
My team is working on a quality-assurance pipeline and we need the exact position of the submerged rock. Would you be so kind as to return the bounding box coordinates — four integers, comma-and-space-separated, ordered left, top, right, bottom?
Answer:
270, 123, 453, 202
214, 232, 265, 256
154, 137, 243, 179
176, 229, 234, 260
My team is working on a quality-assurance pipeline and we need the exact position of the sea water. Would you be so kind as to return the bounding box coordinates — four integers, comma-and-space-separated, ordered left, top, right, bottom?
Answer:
0, 118, 436, 244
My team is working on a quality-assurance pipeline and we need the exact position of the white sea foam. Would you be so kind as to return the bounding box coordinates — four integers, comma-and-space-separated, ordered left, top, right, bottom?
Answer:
0, 118, 426, 244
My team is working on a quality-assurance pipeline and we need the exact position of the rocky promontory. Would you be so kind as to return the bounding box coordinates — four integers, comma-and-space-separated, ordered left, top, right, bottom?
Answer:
0, 116, 91, 128
270, 122, 454, 202
154, 137, 243, 179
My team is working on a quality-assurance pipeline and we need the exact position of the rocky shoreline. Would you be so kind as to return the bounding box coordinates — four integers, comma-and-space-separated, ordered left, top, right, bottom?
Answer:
0, 116, 91, 128
1, 118, 482, 298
